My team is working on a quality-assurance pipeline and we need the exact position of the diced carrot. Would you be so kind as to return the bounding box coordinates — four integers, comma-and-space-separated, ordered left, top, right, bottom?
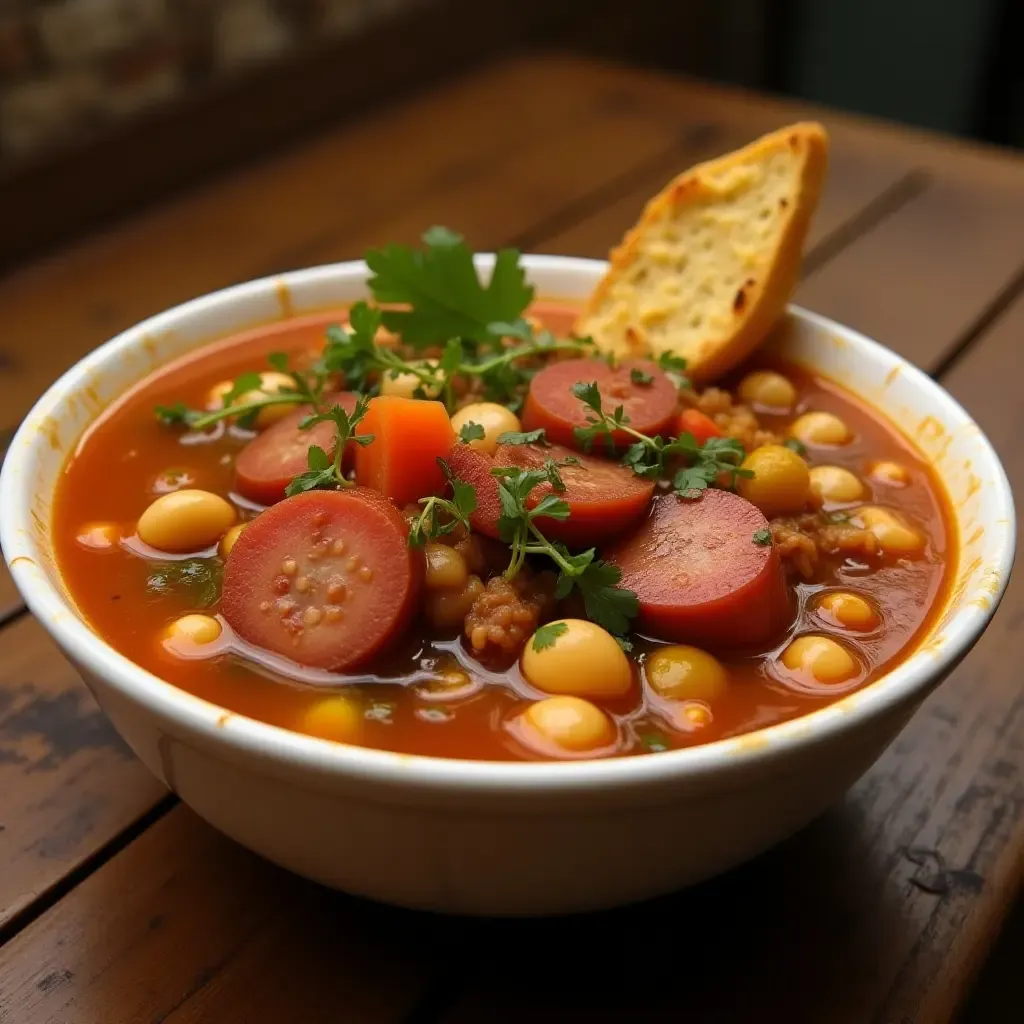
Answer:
354, 396, 455, 505
675, 408, 723, 445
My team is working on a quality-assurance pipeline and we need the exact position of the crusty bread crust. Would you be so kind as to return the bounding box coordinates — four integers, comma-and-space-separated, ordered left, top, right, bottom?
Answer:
576, 122, 829, 383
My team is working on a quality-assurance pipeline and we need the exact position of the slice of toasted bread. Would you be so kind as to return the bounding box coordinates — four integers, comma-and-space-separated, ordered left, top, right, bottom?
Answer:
575, 122, 829, 383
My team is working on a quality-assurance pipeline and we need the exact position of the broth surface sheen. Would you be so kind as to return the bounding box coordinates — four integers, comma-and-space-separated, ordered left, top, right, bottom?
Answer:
52, 302, 955, 762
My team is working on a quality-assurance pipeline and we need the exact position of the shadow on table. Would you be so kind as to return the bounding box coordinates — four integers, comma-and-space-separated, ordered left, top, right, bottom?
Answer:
312, 801, 911, 1022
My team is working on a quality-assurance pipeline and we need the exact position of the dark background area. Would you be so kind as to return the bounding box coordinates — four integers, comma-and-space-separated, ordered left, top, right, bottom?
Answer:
2, 0, 1022, 268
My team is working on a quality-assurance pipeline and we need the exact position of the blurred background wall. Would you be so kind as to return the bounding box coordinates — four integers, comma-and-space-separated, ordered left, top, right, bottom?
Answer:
1, 0, 1021, 266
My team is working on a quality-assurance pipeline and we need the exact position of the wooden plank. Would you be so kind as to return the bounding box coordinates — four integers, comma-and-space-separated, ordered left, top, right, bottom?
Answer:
3, 56, 1020, 1022
0, 616, 165, 931
796, 170, 1024, 369
0, 53, 966, 437
437, 283, 1024, 1024
0, 808, 437, 1023
0, 56, 641, 429
0, 0, 560, 272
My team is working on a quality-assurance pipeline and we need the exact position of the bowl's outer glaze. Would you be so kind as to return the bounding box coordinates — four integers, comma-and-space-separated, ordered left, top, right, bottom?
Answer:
0, 257, 1014, 915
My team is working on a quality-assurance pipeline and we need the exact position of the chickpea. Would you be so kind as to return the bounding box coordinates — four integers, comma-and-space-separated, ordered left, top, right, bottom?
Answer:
519, 696, 615, 754
646, 645, 727, 703
206, 379, 233, 410
137, 489, 236, 553
809, 465, 865, 503
379, 362, 442, 399
250, 371, 300, 429
76, 521, 119, 551
206, 372, 298, 428
856, 506, 925, 557
423, 543, 469, 591
218, 522, 247, 559
301, 695, 362, 742
521, 619, 632, 699
424, 574, 484, 629
870, 460, 910, 486
163, 614, 221, 646
781, 635, 858, 685
816, 591, 880, 632
790, 411, 851, 447
450, 402, 522, 455
738, 444, 811, 516
738, 370, 797, 411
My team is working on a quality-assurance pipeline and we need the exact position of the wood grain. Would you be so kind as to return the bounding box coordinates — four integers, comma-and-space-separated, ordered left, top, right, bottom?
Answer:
438, 214, 1024, 1024
0, 808, 439, 1023
0, 616, 165, 932
0, 55, 1022, 1024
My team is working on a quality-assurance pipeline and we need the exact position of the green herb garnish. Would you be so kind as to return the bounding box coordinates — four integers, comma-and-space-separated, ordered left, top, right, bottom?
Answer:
458, 421, 487, 444
752, 527, 773, 545
321, 300, 590, 412
531, 621, 569, 652
496, 428, 548, 446
365, 226, 535, 346
783, 437, 808, 457
491, 459, 638, 636
408, 459, 478, 547
572, 382, 751, 498
284, 395, 374, 496
630, 367, 654, 385
146, 559, 222, 607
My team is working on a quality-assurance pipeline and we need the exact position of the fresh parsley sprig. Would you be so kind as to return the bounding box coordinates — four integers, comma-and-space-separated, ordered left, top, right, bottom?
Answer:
572, 381, 751, 499
284, 395, 374, 497
408, 459, 478, 547
321, 299, 592, 412
156, 355, 325, 433
490, 458, 638, 635
365, 226, 535, 346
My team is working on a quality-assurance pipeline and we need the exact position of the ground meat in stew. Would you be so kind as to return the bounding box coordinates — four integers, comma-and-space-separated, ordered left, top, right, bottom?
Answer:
465, 569, 557, 659
770, 512, 879, 578
690, 387, 782, 450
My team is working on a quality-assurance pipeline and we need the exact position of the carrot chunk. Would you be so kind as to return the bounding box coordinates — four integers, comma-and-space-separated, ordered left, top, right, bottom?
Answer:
354, 396, 455, 505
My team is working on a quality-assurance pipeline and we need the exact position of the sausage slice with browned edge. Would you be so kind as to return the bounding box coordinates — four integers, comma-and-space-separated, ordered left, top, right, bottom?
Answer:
222, 488, 421, 670
604, 489, 792, 647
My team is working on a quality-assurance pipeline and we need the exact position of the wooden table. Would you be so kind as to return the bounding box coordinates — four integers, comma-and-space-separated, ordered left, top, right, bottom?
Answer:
0, 54, 1021, 1023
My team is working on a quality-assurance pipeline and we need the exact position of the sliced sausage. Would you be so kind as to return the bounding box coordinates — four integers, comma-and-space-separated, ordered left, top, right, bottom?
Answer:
235, 392, 357, 506
522, 358, 677, 451
604, 489, 792, 647
222, 488, 421, 670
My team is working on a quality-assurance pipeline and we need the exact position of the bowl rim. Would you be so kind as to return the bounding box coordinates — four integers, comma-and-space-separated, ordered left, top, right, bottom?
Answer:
0, 255, 1015, 795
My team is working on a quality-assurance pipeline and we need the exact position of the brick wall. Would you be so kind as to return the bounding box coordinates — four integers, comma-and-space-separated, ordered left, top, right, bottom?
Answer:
0, 0, 427, 166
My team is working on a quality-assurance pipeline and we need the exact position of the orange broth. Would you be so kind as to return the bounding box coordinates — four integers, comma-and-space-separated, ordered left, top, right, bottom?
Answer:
52, 302, 956, 761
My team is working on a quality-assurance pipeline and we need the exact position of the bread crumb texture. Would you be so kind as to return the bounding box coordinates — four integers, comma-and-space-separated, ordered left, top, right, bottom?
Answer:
576, 123, 829, 382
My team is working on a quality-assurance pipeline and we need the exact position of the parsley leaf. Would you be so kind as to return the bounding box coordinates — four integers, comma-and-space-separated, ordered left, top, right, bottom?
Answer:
155, 402, 201, 427
284, 395, 374, 497
496, 428, 548, 446
458, 421, 486, 444
752, 527, 773, 545
146, 559, 222, 608
783, 437, 808, 457
574, 561, 638, 635
630, 367, 654, 385
657, 352, 688, 374
490, 459, 638, 636
531, 621, 569, 652
408, 458, 478, 547
365, 227, 534, 346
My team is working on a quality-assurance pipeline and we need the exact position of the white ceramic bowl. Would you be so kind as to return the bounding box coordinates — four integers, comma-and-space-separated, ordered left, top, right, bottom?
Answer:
1, 257, 1015, 916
